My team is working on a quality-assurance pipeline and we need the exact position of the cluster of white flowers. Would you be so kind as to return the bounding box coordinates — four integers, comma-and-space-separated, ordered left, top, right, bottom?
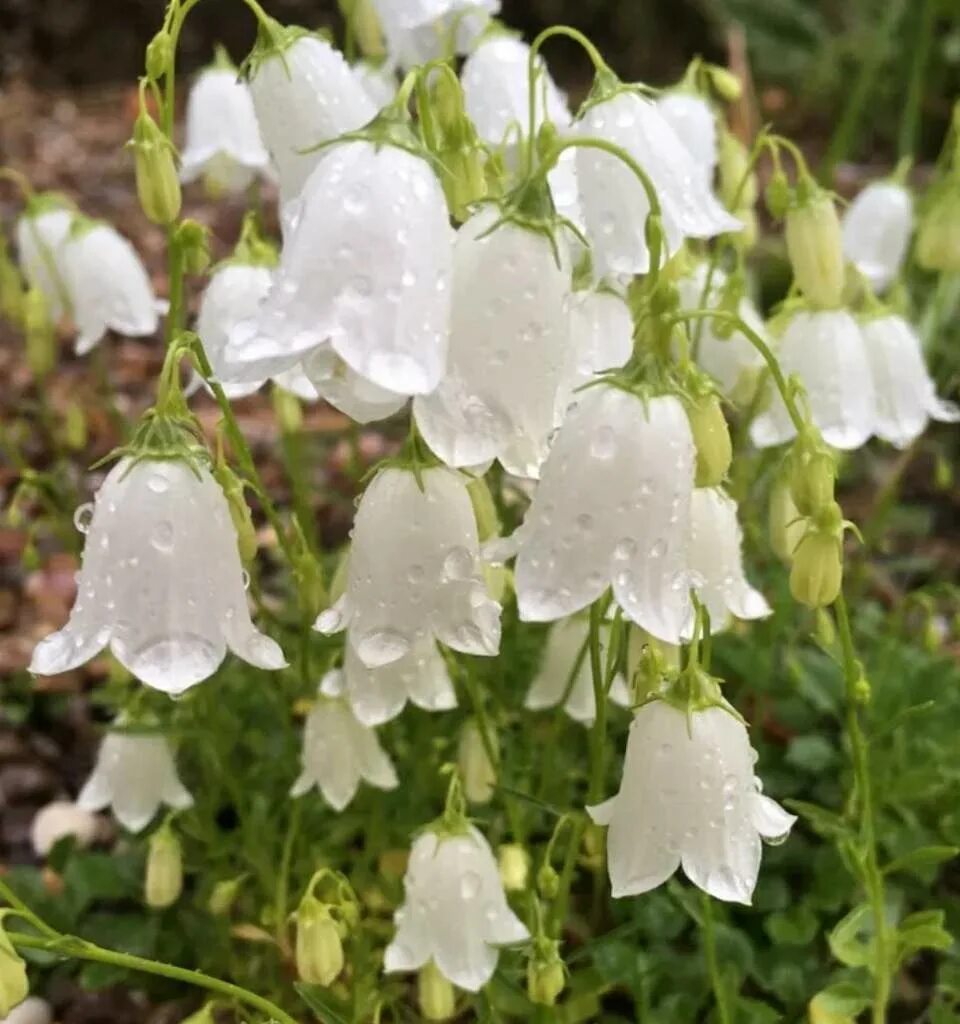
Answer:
14, 0, 958, 1007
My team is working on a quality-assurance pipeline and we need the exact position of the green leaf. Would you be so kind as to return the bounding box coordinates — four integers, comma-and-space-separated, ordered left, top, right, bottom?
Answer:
827, 905, 875, 968
765, 904, 820, 946
883, 845, 959, 877
785, 800, 851, 841
897, 909, 953, 962
808, 981, 871, 1023
786, 735, 838, 773
294, 983, 352, 1024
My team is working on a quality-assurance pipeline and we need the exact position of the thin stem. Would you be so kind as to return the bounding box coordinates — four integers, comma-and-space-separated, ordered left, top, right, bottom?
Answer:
0, 879, 59, 939
7, 931, 299, 1024
833, 592, 891, 1024
274, 798, 302, 952
586, 599, 607, 807
165, 230, 184, 346
899, 0, 937, 160
700, 893, 731, 1024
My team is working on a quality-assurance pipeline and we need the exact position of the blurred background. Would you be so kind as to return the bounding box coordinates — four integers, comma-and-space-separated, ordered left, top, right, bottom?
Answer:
1, 0, 959, 167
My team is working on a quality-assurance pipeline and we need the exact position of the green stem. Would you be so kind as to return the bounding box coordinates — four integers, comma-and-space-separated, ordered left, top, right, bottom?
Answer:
165, 229, 184, 347
833, 592, 891, 1024
700, 893, 731, 1024
586, 599, 607, 807
898, 0, 937, 160
0, 879, 59, 939
7, 931, 299, 1024
274, 797, 302, 950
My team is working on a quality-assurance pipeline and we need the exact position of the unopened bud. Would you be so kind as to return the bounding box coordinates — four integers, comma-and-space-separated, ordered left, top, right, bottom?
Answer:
769, 477, 806, 563
916, 183, 960, 273
457, 719, 497, 805
418, 960, 455, 1021
174, 220, 211, 275
707, 65, 742, 102
764, 170, 791, 219
130, 104, 181, 226
527, 942, 565, 1006
145, 823, 183, 909
789, 506, 844, 608
0, 924, 28, 1018
214, 464, 258, 564
687, 393, 732, 487
338, 0, 384, 58
61, 403, 88, 451
295, 898, 344, 986
498, 844, 530, 892
273, 388, 303, 433
443, 147, 488, 223
785, 188, 845, 308
145, 30, 172, 80
537, 864, 559, 900
789, 445, 836, 516
208, 875, 245, 916
23, 287, 55, 380
0, 240, 24, 324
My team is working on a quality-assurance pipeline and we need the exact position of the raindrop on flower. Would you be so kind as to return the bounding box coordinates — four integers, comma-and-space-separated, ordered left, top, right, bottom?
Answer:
73, 503, 94, 534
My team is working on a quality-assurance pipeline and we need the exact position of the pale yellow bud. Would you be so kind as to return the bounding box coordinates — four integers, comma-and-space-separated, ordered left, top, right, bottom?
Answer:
790, 516, 844, 609
457, 720, 497, 805
785, 189, 845, 308
916, 184, 960, 273
687, 394, 732, 487
527, 946, 565, 1006
769, 477, 806, 563
130, 108, 181, 226
145, 825, 183, 909
0, 927, 28, 1017
418, 960, 455, 1021
295, 899, 344, 986
498, 844, 530, 892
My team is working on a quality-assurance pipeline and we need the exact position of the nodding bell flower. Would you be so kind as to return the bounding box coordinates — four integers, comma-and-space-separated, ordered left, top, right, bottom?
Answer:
29, 457, 285, 694
414, 208, 573, 479
294, 347, 407, 423
337, 636, 456, 726
560, 287, 634, 405
316, 466, 502, 669
246, 27, 376, 204
524, 615, 630, 725
784, 186, 845, 309
291, 672, 398, 810
675, 265, 766, 403
575, 88, 740, 276
30, 800, 97, 857
861, 314, 959, 448
689, 487, 770, 633
655, 92, 717, 189
500, 385, 697, 645
180, 63, 271, 195
60, 219, 160, 354
374, 0, 499, 68
224, 139, 453, 400
384, 825, 529, 991
78, 730, 193, 833
841, 181, 913, 293
589, 697, 795, 903
352, 60, 399, 107
15, 199, 73, 321
750, 310, 876, 451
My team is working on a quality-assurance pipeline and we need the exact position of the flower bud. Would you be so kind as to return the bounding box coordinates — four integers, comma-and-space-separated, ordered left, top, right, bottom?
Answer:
62, 403, 88, 451
337, 0, 384, 58
527, 942, 565, 1006
707, 65, 743, 102
418, 960, 455, 1021
764, 170, 791, 219
208, 875, 245, 916
790, 506, 844, 608
789, 446, 836, 516
273, 388, 303, 434
498, 843, 530, 892
718, 132, 755, 208
295, 898, 344, 987
174, 220, 211, 275
687, 393, 732, 487
536, 863, 559, 900
785, 188, 845, 308
769, 477, 806, 563
145, 30, 172, 81
213, 463, 258, 565
0, 925, 28, 1019
130, 105, 181, 226
145, 824, 183, 909
457, 719, 497, 805
916, 183, 960, 273
23, 286, 55, 381
0, 237, 24, 325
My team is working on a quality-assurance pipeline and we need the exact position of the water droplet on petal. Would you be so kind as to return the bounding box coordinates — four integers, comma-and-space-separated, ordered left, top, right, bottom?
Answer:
73, 503, 94, 534
148, 474, 169, 495
590, 425, 616, 459
151, 520, 174, 552
443, 546, 474, 581
459, 871, 482, 900
356, 628, 410, 667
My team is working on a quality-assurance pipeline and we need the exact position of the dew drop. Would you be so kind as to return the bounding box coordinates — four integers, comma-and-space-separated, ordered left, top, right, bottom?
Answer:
443, 546, 474, 581
73, 503, 94, 534
649, 539, 667, 558
614, 538, 636, 560
241, 569, 251, 591
356, 628, 410, 667
148, 474, 169, 495
151, 520, 174, 553
590, 425, 616, 460
459, 871, 482, 901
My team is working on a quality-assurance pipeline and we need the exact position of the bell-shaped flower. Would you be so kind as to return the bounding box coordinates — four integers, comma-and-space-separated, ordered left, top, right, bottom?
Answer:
224, 140, 453, 399
375, 0, 499, 68
60, 221, 160, 354
841, 181, 913, 294
675, 264, 766, 401
290, 672, 398, 810
414, 208, 572, 478
575, 89, 740, 276
750, 310, 876, 451
247, 31, 376, 204
655, 92, 717, 189
316, 465, 501, 669
78, 730, 193, 833
384, 825, 529, 991
352, 61, 399, 107
861, 313, 959, 448
501, 385, 697, 644
180, 66, 270, 194
16, 203, 73, 321
559, 287, 633, 406
297, 347, 408, 424
589, 699, 795, 903
525, 615, 631, 724
29, 456, 285, 694
336, 636, 456, 726
689, 487, 770, 632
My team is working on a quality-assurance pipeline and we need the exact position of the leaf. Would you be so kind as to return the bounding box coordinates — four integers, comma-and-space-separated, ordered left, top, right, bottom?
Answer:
765, 904, 820, 947
785, 800, 852, 841
897, 909, 953, 962
808, 981, 871, 1023
827, 905, 875, 968
786, 735, 838, 773
295, 983, 352, 1024
883, 845, 959, 877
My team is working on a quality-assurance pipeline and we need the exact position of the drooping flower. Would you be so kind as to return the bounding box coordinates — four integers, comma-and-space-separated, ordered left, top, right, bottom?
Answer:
689, 487, 770, 632
675, 264, 766, 402
575, 89, 740, 275
247, 30, 376, 204
589, 700, 794, 903
78, 730, 193, 833
861, 313, 959, 447
384, 825, 529, 991
295, 347, 407, 423
180, 65, 271, 195
60, 220, 160, 354
655, 92, 717, 189
30, 801, 98, 857
336, 636, 456, 726
413, 208, 572, 478
374, 0, 499, 68
290, 671, 398, 810
841, 181, 913, 293
224, 140, 453, 399
500, 385, 696, 644
750, 310, 876, 451
15, 201, 73, 321
352, 60, 399, 107
559, 287, 633, 405
316, 466, 501, 669
524, 615, 631, 724
29, 457, 285, 694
